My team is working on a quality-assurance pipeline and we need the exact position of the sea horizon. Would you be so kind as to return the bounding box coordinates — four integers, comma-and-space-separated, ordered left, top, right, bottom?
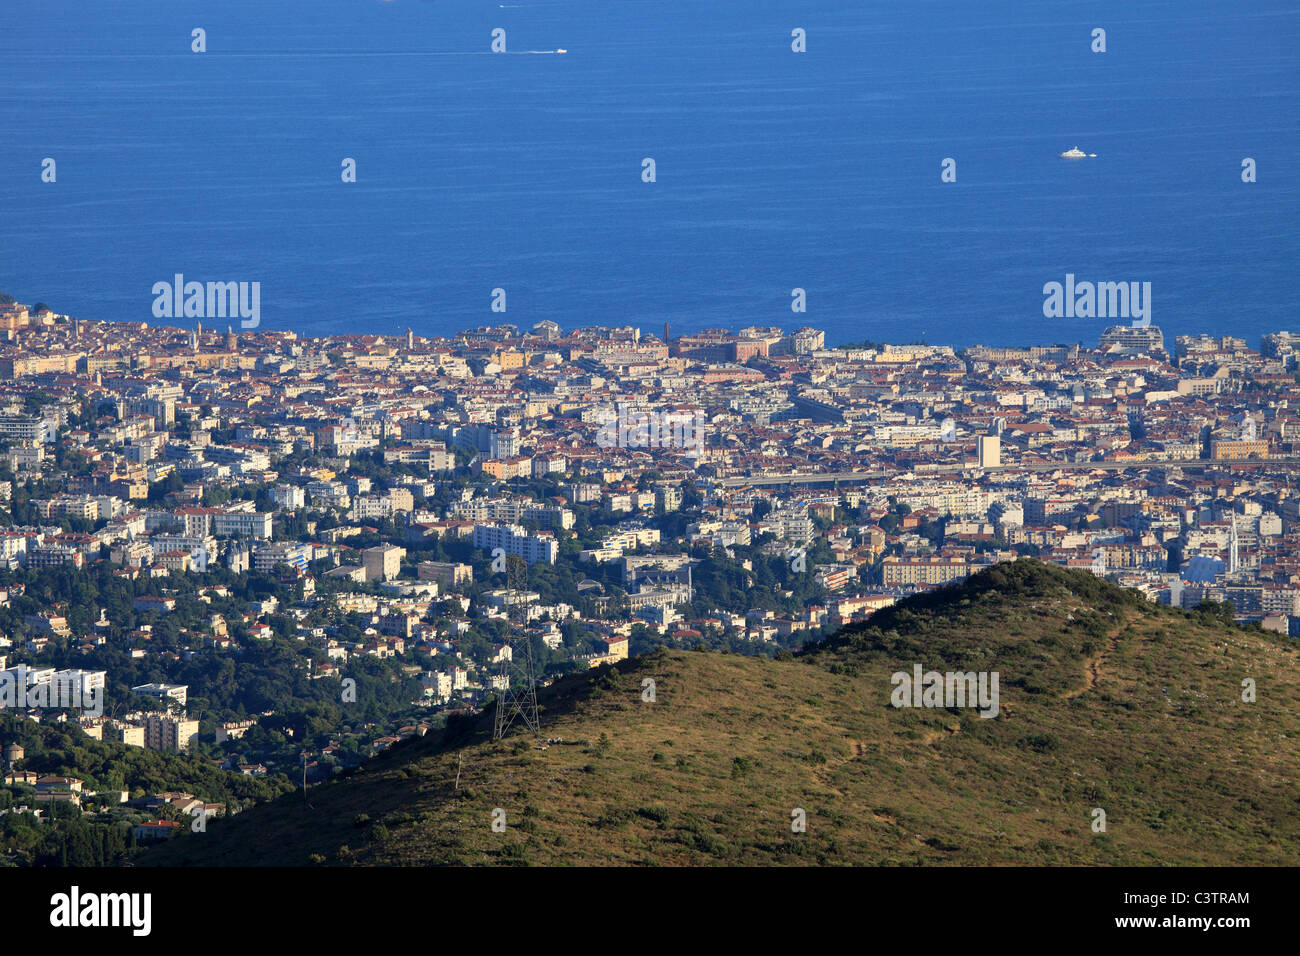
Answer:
6, 294, 1279, 355
2, 0, 1297, 348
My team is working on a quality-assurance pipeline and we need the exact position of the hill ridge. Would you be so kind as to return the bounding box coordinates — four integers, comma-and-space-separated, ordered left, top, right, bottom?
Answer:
143, 561, 1300, 866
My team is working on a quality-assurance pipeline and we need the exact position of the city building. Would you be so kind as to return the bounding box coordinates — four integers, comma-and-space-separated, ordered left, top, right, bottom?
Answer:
363, 545, 406, 582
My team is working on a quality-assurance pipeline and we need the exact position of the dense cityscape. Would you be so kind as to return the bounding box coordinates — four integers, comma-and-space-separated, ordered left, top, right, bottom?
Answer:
1, 293, 1298, 864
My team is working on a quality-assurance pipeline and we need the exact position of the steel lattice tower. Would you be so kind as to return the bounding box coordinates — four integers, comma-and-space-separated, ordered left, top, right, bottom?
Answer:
492, 555, 541, 739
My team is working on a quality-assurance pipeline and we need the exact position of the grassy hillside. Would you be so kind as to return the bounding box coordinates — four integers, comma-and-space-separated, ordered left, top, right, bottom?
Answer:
142, 561, 1300, 866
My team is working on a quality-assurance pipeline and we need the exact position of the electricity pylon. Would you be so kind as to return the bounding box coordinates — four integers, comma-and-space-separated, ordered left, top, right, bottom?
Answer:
492, 555, 540, 739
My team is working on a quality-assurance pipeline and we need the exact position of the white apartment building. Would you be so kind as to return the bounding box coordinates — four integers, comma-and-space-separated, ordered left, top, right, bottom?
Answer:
471, 524, 558, 565
51, 669, 107, 702
132, 682, 189, 708
253, 541, 312, 574
213, 511, 273, 539
270, 484, 306, 510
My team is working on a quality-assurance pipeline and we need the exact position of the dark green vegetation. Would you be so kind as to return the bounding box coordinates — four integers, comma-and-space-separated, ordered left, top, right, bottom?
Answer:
142, 562, 1300, 866
1, 716, 292, 805
0, 716, 294, 866
0, 562, 433, 765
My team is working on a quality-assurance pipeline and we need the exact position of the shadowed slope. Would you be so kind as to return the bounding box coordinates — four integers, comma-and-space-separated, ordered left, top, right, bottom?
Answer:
143, 561, 1300, 866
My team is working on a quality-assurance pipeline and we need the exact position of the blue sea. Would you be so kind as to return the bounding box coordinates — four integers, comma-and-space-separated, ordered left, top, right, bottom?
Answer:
0, 0, 1296, 349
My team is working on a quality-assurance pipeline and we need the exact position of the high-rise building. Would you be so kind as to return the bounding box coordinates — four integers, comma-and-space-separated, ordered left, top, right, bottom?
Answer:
132, 682, 189, 708
0, 415, 54, 444
1261, 331, 1300, 363
252, 541, 311, 574
363, 545, 405, 582
472, 524, 558, 565
1099, 325, 1165, 356
978, 435, 1001, 468
51, 669, 106, 704
143, 715, 200, 753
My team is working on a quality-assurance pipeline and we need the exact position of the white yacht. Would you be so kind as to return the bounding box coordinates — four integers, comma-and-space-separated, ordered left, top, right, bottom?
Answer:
1060, 146, 1088, 159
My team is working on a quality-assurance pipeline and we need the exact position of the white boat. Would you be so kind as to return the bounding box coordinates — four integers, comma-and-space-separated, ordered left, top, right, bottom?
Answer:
1060, 146, 1087, 159
556, 48, 567, 54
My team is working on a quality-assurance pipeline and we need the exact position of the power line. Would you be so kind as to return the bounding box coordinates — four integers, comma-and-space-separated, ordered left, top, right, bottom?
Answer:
491, 555, 540, 740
